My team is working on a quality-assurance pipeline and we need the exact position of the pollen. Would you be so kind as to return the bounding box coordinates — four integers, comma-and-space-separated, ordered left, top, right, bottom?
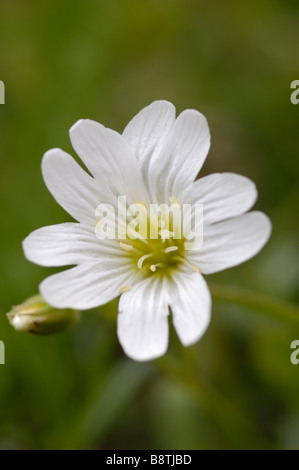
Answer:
159, 229, 174, 241
119, 285, 132, 293
135, 201, 148, 207
137, 253, 153, 269
95, 218, 102, 234
115, 197, 201, 288
169, 196, 182, 207
164, 246, 179, 253
173, 255, 201, 273
119, 242, 133, 251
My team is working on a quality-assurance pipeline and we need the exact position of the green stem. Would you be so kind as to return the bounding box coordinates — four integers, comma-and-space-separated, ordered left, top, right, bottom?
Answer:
209, 282, 299, 324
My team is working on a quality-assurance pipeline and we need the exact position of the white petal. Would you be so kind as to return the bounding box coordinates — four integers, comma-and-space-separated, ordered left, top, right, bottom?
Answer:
42, 148, 110, 224
23, 223, 127, 267
182, 173, 258, 224
69, 119, 149, 204
40, 261, 136, 310
152, 109, 210, 201
122, 100, 175, 199
117, 276, 169, 361
123, 100, 175, 164
168, 272, 211, 346
188, 211, 272, 274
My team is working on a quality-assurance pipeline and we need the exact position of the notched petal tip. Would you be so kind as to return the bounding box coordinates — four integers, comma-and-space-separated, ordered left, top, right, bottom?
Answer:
42, 147, 62, 163
117, 280, 169, 362
69, 118, 85, 134
69, 118, 106, 138
119, 342, 168, 362
69, 118, 98, 136
41, 148, 70, 175
141, 99, 176, 111
169, 272, 212, 347
179, 107, 211, 131
254, 210, 273, 245
22, 233, 34, 264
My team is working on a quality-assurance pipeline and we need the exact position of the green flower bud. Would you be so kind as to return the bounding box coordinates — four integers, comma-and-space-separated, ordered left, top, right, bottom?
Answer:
7, 295, 80, 335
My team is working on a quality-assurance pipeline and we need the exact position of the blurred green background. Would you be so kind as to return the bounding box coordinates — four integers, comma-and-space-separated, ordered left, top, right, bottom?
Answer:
0, 0, 299, 450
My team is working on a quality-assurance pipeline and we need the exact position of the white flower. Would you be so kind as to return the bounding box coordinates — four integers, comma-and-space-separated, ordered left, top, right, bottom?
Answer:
23, 100, 271, 361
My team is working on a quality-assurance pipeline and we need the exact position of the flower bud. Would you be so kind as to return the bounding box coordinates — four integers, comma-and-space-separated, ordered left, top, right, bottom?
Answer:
7, 295, 80, 335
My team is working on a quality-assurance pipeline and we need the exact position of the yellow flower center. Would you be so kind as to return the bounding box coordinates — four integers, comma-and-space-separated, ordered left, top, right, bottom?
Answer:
114, 197, 200, 293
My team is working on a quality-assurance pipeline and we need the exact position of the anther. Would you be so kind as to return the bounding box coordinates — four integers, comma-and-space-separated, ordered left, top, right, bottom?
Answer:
164, 246, 179, 253
136, 201, 148, 207
169, 196, 182, 207
137, 253, 153, 269
173, 256, 201, 273
150, 263, 163, 272
191, 265, 201, 273
159, 229, 174, 241
119, 285, 132, 293
95, 219, 101, 233
119, 242, 133, 251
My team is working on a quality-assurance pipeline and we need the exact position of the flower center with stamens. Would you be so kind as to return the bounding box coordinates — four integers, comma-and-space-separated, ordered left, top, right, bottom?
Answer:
122, 197, 200, 291
95, 196, 200, 293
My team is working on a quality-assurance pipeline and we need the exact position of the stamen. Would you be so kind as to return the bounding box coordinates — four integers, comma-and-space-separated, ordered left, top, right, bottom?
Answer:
159, 229, 174, 241
191, 265, 201, 273
164, 246, 179, 253
119, 242, 133, 251
95, 219, 101, 234
127, 226, 150, 245
119, 265, 149, 293
119, 285, 132, 293
137, 253, 153, 269
173, 256, 201, 273
169, 196, 182, 207
159, 219, 165, 229
150, 263, 163, 272
136, 201, 148, 207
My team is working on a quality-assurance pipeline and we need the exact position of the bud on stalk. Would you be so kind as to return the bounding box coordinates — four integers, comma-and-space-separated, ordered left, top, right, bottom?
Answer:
7, 295, 80, 335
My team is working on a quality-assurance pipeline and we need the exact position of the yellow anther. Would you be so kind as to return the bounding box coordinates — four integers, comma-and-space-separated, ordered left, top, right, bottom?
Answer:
164, 246, 179, 253
173, 256, 201, 273
169, 196, 182, 207
119, 285, 132, 293
137, 253, 153, 269
136, 201, 148, 207
191, 265, 201, 273
95, 218, 102, 233
159, 229, 174, 241
150, 263, 163, 272
119, 242, 133, 251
